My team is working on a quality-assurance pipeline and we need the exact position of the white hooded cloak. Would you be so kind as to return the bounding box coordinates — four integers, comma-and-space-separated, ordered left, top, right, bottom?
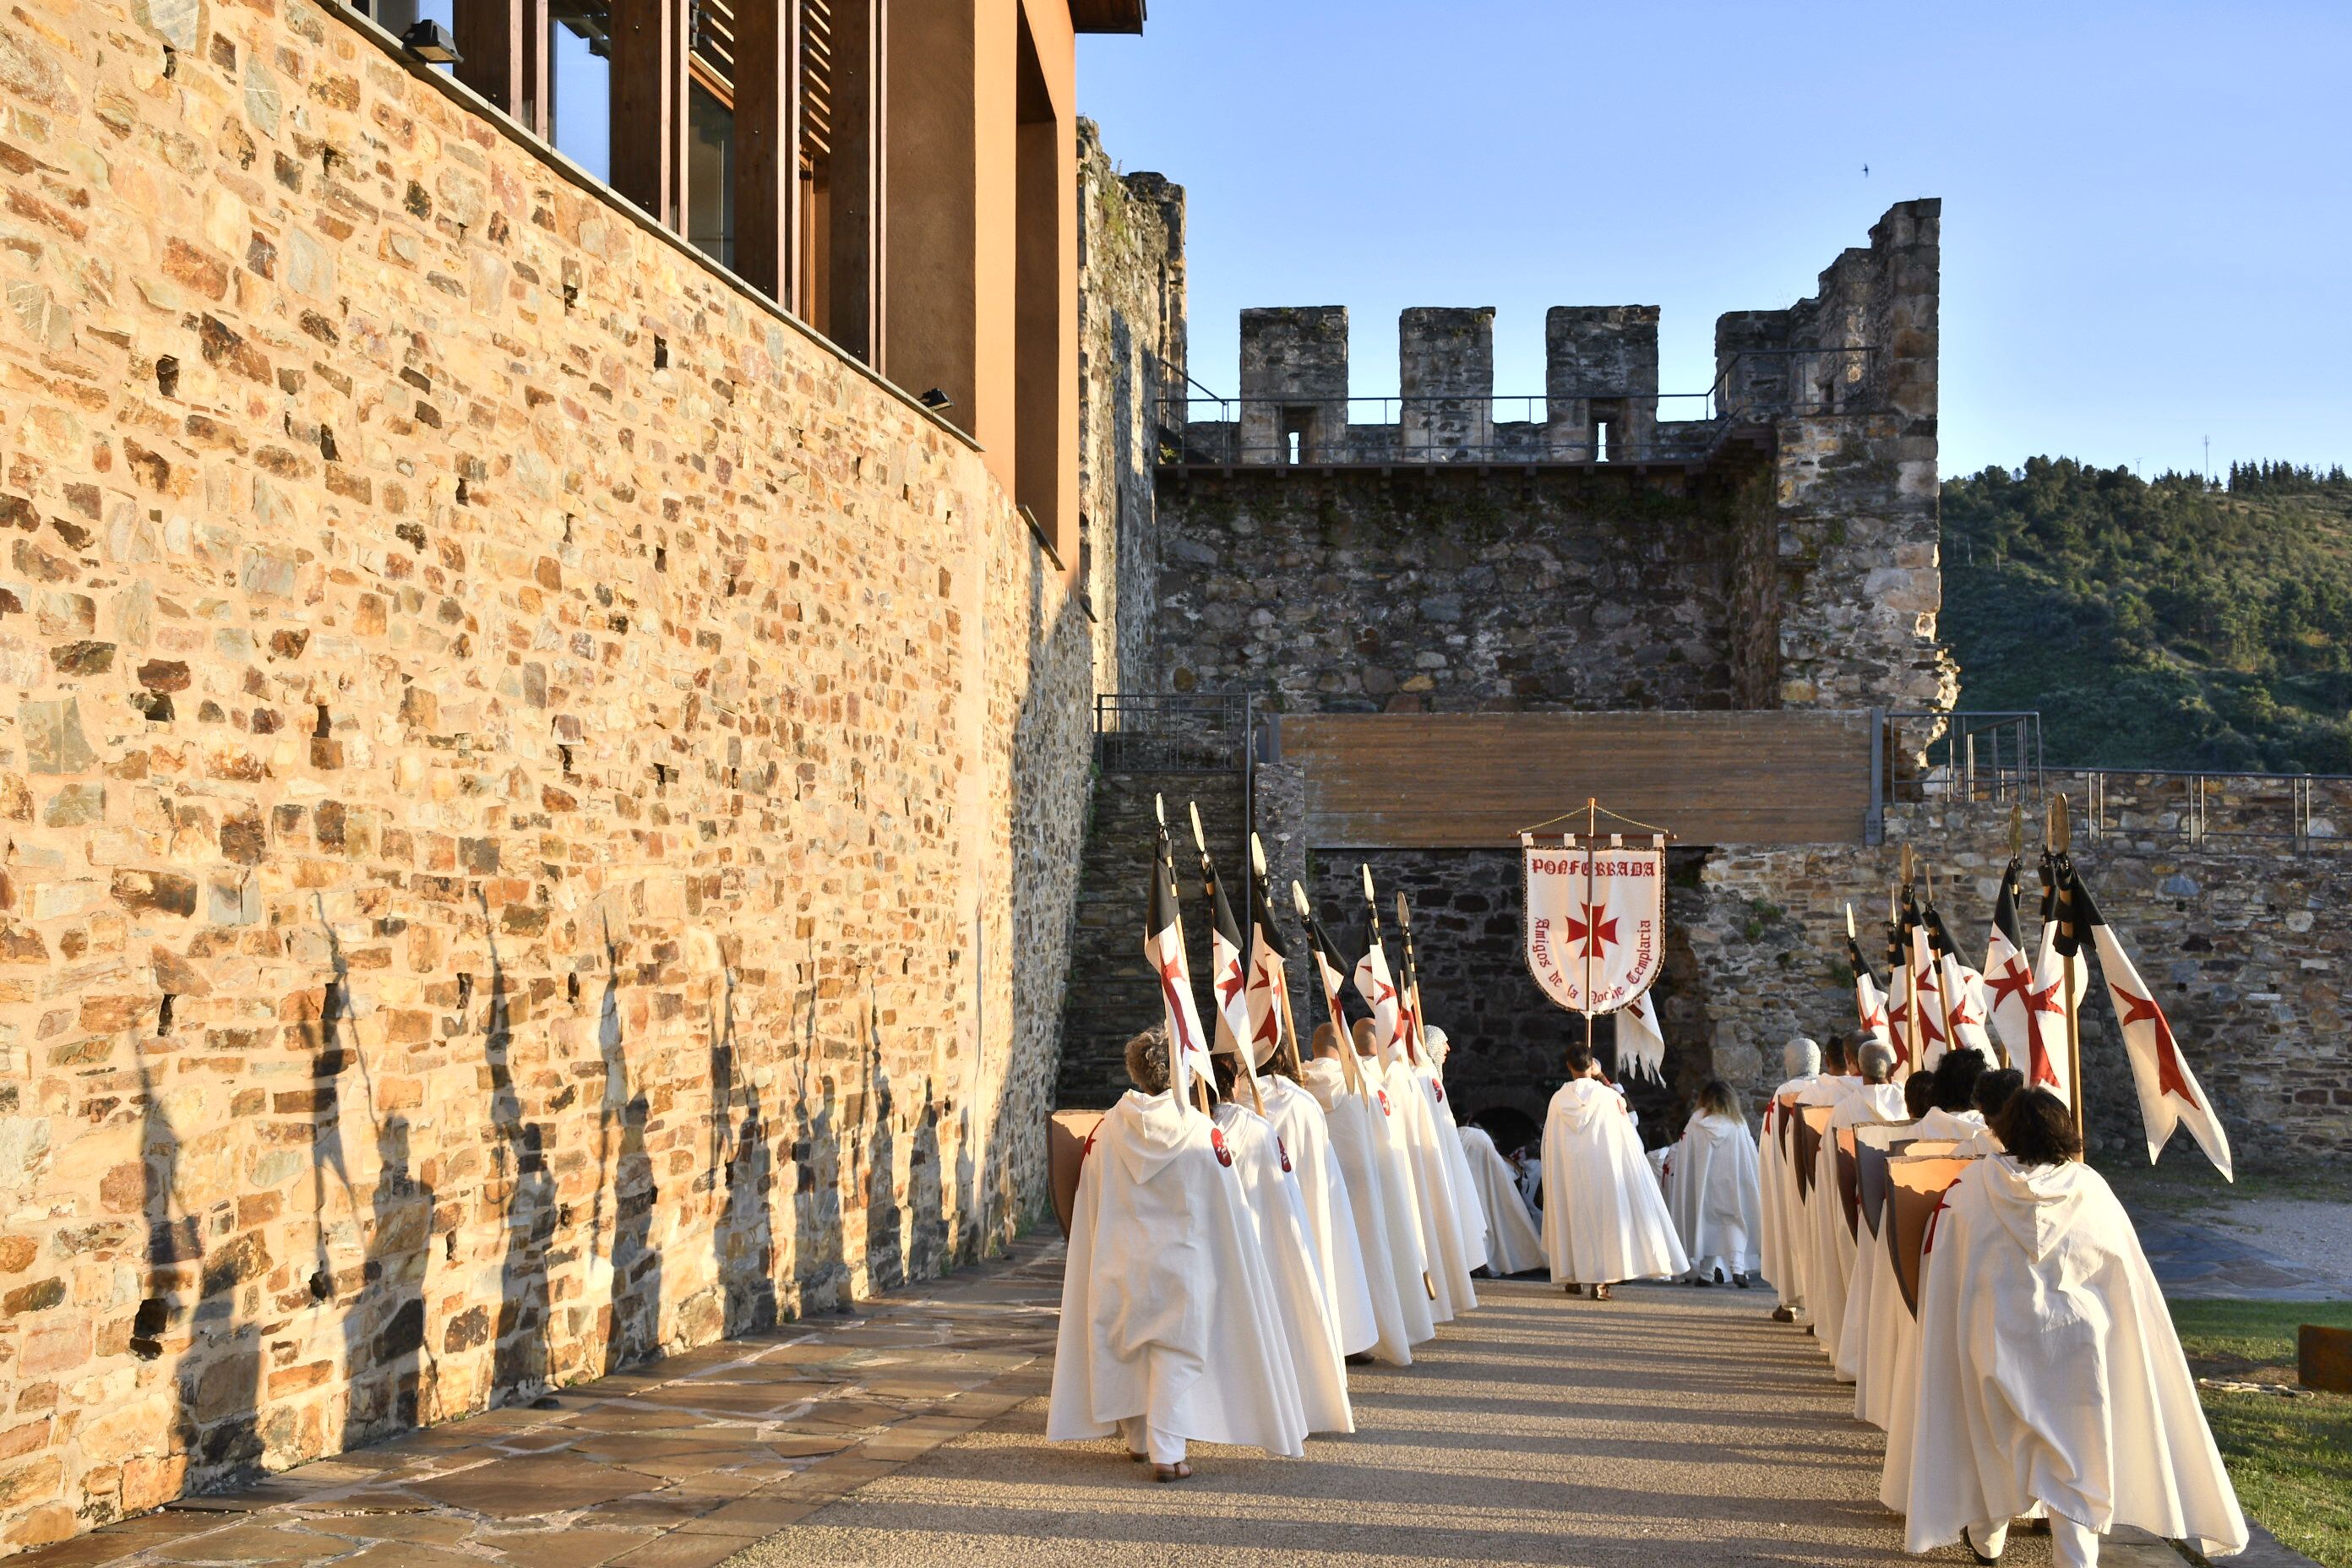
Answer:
1664, 1113, 1762, 1280
1211, 1101, 1353, 1434
1258, 1073, 1380, 1358
1047, 1090, 1309, 1457
1302, 1056, 1434, 1361
1459, 1124, 1546, 1276
1757, 1073, 1819, 1310
1540, 1077, 1690, 1285
1412, 1059, 1490, 1271
1384, 1054, 1478, 1320
1903, 1157, 2246, 1559
1838, 1119, 1923, 1414
1807, 1079, 1905, 1371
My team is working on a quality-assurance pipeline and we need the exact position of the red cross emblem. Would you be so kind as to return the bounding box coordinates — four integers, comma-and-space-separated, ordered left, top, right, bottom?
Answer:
2110, 983, 2202, 1108
1156, 947, 1200, 1058
1217, 956, 1246, 1011
1276, 1136, 1291, 1173
2024, 974, 2065, 1087
1914, 959, 1941, 997
1564, 902, 1618, 958
1209, 1127, 1233, 1168
1861, 1000, 1888, 1035
1376, 1091, 1391, 1117
1984, 955, 2033, 1014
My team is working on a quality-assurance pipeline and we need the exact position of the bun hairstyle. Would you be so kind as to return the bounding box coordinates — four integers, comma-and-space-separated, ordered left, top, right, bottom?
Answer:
1994, 1086, 2083, 1168
1124, 1025, 1173, 1095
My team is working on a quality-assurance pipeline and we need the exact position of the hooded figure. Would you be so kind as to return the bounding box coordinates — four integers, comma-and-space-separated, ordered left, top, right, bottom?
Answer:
1540, 1037, 1689, 1297
1412, 1026, 1492, 1274
1458, 1121, 1546, 1277
1372, 1021, 1481, 1319
1759, 1035, 1823, 1319
1255, 1058, 1381, 1362
1207, 1054, 1353, 1435
1664, 1079, 1763, 1286
1809, 1038, 1907, 1372
1903, 1090, 2246, 1567
1301, 1023, 1435, 1363
1048, 1027, 1310, 1479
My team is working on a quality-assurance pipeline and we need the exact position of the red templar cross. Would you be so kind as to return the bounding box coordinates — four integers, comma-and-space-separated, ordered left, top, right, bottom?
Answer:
1157, 948, 1200, 1058
2111, 983, 2202, 1108
1564, 902, 1618, 959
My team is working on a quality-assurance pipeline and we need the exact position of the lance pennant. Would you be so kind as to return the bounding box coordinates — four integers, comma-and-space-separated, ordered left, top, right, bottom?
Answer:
2110, 982, 2203, 1108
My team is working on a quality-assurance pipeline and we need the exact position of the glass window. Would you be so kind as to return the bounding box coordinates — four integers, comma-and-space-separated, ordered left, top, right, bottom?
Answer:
686, 83, 734, 270
550, 1, 613, 185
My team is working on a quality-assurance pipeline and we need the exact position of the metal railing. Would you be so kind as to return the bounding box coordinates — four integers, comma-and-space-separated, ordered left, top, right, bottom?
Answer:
1157, 346, 1876, 467
1094, 693, 1257, 776
1874, 708, 2348, 852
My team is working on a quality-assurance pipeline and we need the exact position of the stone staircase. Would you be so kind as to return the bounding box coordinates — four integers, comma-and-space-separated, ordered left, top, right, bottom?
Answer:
1054, 767, 1250, 1108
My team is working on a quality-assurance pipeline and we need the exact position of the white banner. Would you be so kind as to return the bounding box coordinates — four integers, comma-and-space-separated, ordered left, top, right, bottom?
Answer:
1522, 836, 1666, 1015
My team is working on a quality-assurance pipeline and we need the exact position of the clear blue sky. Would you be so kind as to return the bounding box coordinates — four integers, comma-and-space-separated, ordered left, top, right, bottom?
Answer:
1078, 2, 2351, 480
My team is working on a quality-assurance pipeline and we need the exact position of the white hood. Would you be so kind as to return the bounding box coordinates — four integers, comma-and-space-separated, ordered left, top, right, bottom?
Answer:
1979, 1155, 2095, 1263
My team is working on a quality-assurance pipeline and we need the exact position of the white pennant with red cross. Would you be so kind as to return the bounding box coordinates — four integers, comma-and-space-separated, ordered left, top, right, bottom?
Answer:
1908, 923, 1946, 1074
1856, 966, 1893, 1059
1353, 943, 1407, 1066
2088, 911, 2233, 1180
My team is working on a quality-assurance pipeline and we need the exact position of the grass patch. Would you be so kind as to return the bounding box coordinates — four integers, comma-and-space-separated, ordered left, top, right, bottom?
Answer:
2169, 1299, 2352, 1566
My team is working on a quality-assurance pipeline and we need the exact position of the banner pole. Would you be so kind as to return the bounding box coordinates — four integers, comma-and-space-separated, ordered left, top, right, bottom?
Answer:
1582, 798, 1597, 1067
2052, 793, 2085, 1146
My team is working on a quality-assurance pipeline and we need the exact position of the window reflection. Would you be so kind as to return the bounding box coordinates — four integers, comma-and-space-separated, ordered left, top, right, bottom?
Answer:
550, 1, 613, 184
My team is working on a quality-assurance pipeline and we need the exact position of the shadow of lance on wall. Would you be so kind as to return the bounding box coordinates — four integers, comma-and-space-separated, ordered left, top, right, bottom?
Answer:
477, 890, 555, 1405
710, 961, 780, 1335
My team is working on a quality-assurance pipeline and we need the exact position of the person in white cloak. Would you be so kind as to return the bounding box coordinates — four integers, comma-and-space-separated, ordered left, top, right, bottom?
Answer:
1048, 1026, 1309, 1480
1903, 1089, 2247, 1566
1254, 1044, 1381, 1363
1300, 1021, 1434, 1362
1206, 1051, 1354, 1435
1914, 1046, 1992, 1141
1540, 1035, 1689, 1298
1358, 1017, 1477, 1322
1663, 1078, 1762, 1287
1807, 1037, 1906, 1372
1414, 1026, 1492, 1272
1457, 1120, 1547, 1277
1956, 1066, 2023, 1159
1759, 1035, 1824, 1322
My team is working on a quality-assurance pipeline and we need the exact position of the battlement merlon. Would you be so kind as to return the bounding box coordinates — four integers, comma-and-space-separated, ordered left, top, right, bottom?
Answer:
1239, 306, 1349, 460
1401, 307, 1495, 457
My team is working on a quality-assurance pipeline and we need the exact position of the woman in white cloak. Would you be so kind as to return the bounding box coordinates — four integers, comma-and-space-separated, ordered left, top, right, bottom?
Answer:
1663, 1078, 1762, 1286
1208, 1053, 1353, 1435
1903, 1088, 2246, 1566
1048, 1027, 1310, 1480
1458, 1120, 1546, 1276
1758, 1036, 1823, 1319
1540, 1034, 1689, 1297
1301, 1022, 1434, 1362
1255, 1044, 1381, 1361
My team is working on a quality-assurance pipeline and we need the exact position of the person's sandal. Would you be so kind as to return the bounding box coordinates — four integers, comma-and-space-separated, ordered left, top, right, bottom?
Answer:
1592, 1283, 1614, 1301
1563, 1282, 1584, 1296
1152, 1462, 1192, 1483
1733, 1273, 1751, 1289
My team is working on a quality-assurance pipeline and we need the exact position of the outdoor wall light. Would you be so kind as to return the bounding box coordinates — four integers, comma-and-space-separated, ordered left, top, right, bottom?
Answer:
401, 19, 463, 64
920, 388, 953, 411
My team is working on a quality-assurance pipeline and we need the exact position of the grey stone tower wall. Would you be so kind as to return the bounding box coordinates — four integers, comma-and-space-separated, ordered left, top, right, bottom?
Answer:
1546, 306, 1660, 458
1399, 307, 1495, 460
1239, 307, 1350, 462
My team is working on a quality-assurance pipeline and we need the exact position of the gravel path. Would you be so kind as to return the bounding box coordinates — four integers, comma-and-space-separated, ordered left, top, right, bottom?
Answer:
2210, 1199, 2352, 1294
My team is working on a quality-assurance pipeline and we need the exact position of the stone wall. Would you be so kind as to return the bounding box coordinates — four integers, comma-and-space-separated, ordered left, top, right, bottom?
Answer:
0, 0, 1124, 1549
1690, 794, 2350, 1167
1155, 466, 1761, 712
1076, 122, 1183, 697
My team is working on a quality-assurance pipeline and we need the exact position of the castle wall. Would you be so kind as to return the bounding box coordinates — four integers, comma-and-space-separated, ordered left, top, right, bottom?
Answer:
0, 0, 1126, 1547
1077, 123, 1184, 696
1155, 468, 1756, 712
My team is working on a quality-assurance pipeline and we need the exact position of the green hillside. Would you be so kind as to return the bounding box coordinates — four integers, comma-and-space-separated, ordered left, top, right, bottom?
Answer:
1941, 459, 2352, 772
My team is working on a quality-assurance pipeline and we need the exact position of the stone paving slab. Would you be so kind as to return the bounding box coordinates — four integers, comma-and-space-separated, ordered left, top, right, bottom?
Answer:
2130, 1211, 2350, 1302
12, 1242, 1066, 1568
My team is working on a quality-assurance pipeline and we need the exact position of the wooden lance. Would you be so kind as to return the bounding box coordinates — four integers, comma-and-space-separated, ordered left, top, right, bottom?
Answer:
1253, 834, 1308, 1080
1153, 794, 1212, 1115
2050, 792, 2085, 1144
1294, 880, 1367, 1098
1191, 803, 1262, 1113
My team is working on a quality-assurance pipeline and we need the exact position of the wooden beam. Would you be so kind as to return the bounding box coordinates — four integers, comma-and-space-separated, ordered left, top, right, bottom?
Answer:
610, 0, 688, 229
732, 0, 800, 305
826, 0, 885, 364
455, 0, 551, 136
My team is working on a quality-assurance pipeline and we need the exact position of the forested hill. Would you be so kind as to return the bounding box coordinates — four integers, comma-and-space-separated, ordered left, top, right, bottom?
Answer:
1941, 459, 2352, 773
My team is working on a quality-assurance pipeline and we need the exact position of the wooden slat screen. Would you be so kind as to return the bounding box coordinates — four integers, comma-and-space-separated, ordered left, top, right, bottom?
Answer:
1280, 710, 1874, 848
